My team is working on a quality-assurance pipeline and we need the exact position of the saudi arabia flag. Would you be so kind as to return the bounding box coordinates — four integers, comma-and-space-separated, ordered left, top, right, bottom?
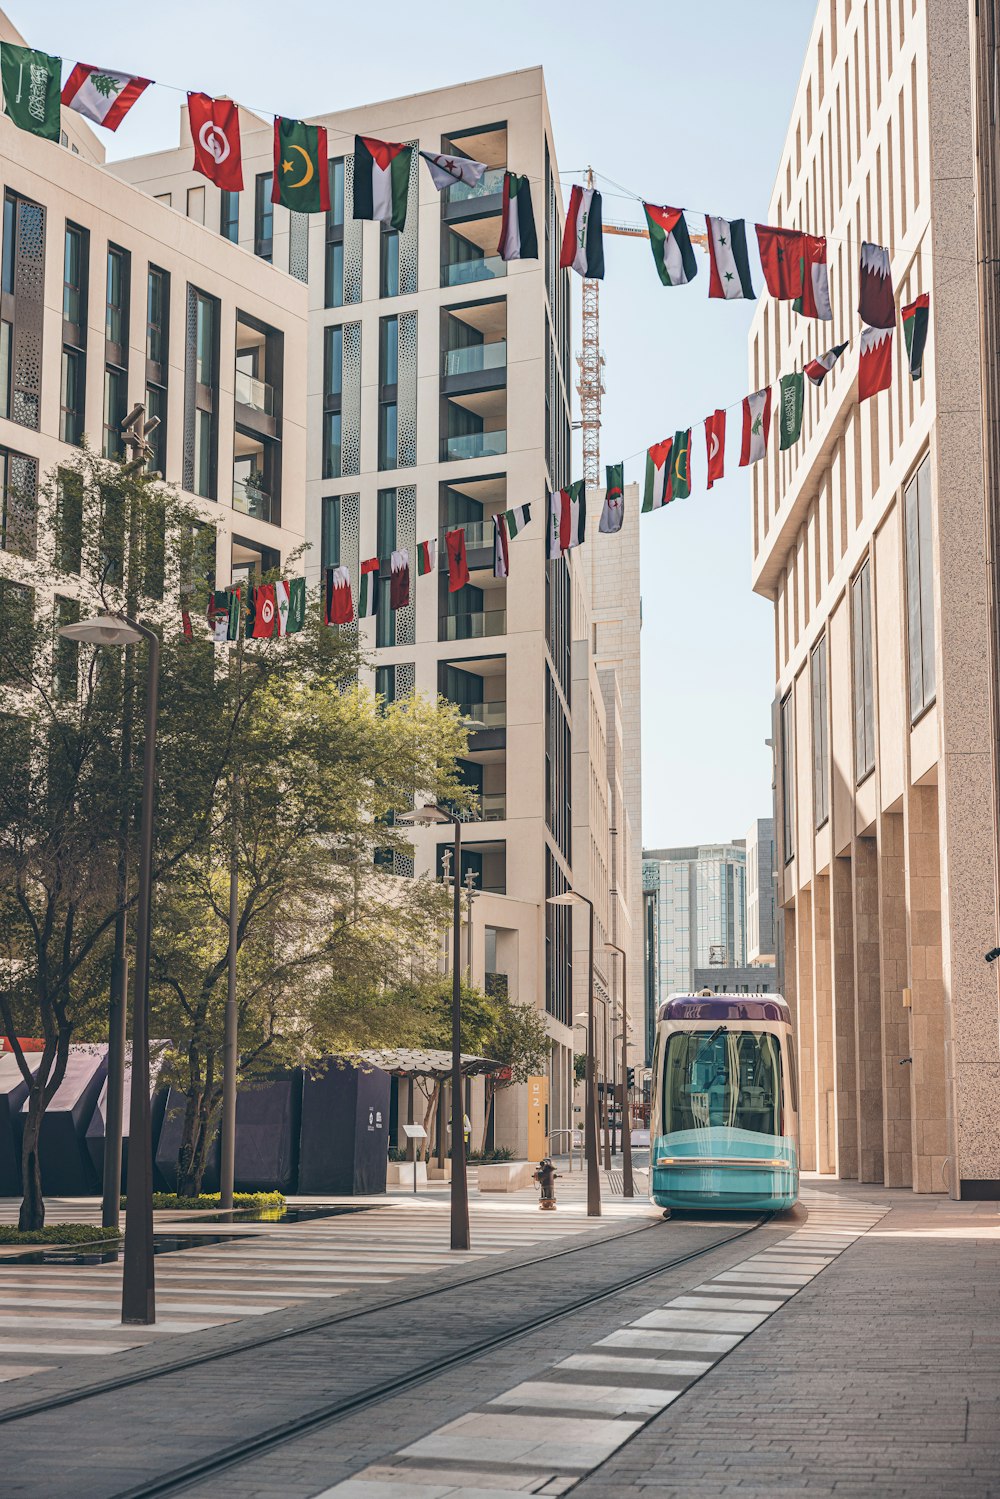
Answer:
354, 135, 412, 231
778, 373, 804, 451
286, 577, 306, 633
1, 44, 61, 141
643, 204, 698, 287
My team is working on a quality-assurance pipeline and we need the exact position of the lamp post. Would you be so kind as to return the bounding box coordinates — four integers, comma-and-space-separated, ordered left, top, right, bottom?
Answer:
548, 889, 600, 1216
602, 941, 634, 1197
399, 803, 470, 1251
59, 613, 160, 1323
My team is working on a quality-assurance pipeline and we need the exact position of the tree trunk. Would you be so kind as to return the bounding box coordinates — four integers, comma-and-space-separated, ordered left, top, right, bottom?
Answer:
176, 1089, 203, 1196
479, 1078, 495, 1155
18, 1084, 45, 1230
420, 1084, 439, 1163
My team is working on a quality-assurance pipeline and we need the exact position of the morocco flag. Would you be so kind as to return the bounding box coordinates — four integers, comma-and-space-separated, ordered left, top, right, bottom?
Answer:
705, 410, 726, 489
548, 483, 586, 557
805, 341, 848, 385
498, 172, 538, 261
417, 539, 436, 576
793, 234, 832, 320
188, 94, 243, 191
902, 294, 930, 380
273, 118, 330, 213
739, 388, 773, 466
446, 528, 470, 592
358, 557, 379, 618
353, 135, 412, 230
858, 325, 894, 400
642, 438, 673, 512
755, 224, 804, 300
706, 216, 754, 300
325, 565, 354, 625
390, 549, 410, 610
561, 186, 604, 279
249, 582, 277, 639
643, 203, 698, 287
62, 64, 151, 131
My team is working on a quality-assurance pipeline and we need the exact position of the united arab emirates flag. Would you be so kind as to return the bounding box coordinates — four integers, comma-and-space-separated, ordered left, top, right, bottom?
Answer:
778, 373, 804, 450
755, 225, 804, 300
670, 431, 692, 500
62, 64, 151, 131
859, 325, 894, 401
493, 512, 511, 579
498, 172, 537, 261
859, 241, 895, 329
504, 502, 531, 536
286, 577, 306, 633
208, 588, 240, 643
705, 410, 726, 489
417, 539, 436, 576
273, 118, 330, 213
548, 483, 586, 557
739, 389, 773, 467
643, 439, 673, 511
706, 217, 754, 300
901, 294, 930, 380
358, 557, 379, 618
599, 463, 624, 533
446, 528, 470, 592
353, 135, 412, 230
805, 342, 848, 385
325, 565, 354, 625
390, 549, 410, 610
793, 234, 832, 320
561, 186, 604, 279
249, 582, 277, 639
1, 44, 61, 141
643, 204, 698, 287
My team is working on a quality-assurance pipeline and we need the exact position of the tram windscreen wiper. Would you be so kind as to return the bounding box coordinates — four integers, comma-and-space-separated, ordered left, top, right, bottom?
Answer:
694, 1025, 728, 1065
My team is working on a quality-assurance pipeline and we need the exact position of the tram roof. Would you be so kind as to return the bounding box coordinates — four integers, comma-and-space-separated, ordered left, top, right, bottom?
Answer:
658, 993, 790, 1024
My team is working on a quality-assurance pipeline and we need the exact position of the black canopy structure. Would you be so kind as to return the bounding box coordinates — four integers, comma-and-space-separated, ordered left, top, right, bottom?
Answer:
356, 1049, 504, 1168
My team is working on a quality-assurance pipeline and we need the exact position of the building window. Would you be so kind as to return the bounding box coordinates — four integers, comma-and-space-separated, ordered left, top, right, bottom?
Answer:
376, 488, 396, 647
811, 634, 829, 829
0, 579, 34, 681
103, 246, 130, 460
321, 495, 341, 570
103, 366, 127, 462
375, 664, 396, 703
0, 447, 37, 558
60, 349, 85, 447
105, 246, 129, 351
220, 190, 239, 244
378, 316, 399, 471
55, 466, 83, 573
53, 596, 80, 700
324, 157, 345, 308
99, 483, 126, 588
60, 222, 88, 446
187, 288, 219, 500
780, 690, 795, 864
852, 559, 876, 783
1, 190, 46, 430
380, 229, 399, 298
323, 323, 343, 480
254, 173, 273, 261
145, 265, 169, 476
233, 311, 283, 526
186, 186, 206, 225
904, 454, 936, 723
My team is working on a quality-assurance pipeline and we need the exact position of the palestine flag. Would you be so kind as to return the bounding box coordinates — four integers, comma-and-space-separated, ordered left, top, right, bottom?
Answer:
643, 203, 698, 287
273, 118, 330, 213
504, 502, 531, 536
859, 326, 893, 401
358, 557, 379, 618
417, 539, 436, 575
793, 234, 832, 320
643, 438, 673, 511
706, 216, 754, 300
778, 373, 804, 451
599, 463, 624, 533
902, 294, 930, 380
548, 483, 586, 558
325, 565, 353, 625
390, 549, 410, 610
446, 528, 470, 591
353, 135, 412, 230
805, 341, 848, 386
705, 410, 726, 489
493, 512, 511, 579
670, 431, 692, 500
498, 172, 538, 261
739, 389, 772, 467
61, 64, 151, 131
286, 577, 306, 633
561, 186, 604, 279
249, 582, 277, 639
1, 44, 61, 141
755, 224, 804, 300
859, 241, 895, 329
207, 588, 240, 643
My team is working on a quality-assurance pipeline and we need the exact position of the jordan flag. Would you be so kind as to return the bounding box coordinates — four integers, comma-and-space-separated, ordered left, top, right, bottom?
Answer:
858, 326, 894, 401
859, 242, 895, 329
643, 203, 698, 287
561, 185, 604, 279
358, 558, 379, 618
643, 438, 673, 511
249, 582, 277, 638
548, 483, 586, 557
446, 528, 470, 592
902, 294, 930, 380
793, 234, 832, 320
755, 225, 804, 300
498, 172, 537, 261
705, 410, 726, 489
353, 135, 412, 230
62, 64, 151, 130
740, 388, 773, 466
390, 550, 410, 610
706, 217, 754, 300
805, 342, 849, 385
325, 565, 354, 625
188, 94, 243, 191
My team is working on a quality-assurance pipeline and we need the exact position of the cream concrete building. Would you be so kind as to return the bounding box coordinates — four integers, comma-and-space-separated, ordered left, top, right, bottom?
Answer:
113, 72, 643, 1152
752, 0, 1000, 1197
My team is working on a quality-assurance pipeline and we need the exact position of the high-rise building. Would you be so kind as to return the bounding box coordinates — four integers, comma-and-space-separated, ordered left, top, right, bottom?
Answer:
746, 816, 776, 966
751, 0, 1000, 1198
642, 841, 748, 1000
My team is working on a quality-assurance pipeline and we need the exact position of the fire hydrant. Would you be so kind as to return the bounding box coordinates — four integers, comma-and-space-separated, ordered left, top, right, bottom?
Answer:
533, 1156, 558, 1210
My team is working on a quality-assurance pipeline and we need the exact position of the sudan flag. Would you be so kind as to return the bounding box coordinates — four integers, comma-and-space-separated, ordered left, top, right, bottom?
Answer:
498, 172, 538, 261
561, 186, 604, 279
643, 438, 673, 511
446, 528, 470, 592
755, 224, 804, 300
643, 204, 698, 287
902, 294, 930, 380
273, 118, 330, 213
353, 135, 412, 230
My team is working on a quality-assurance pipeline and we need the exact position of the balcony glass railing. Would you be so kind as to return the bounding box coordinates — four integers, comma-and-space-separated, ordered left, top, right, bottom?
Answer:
457, 792, 507, 823
233, 477, 276, 524
445, 166, 506, 203
441, 256, 506, 288
235, 370, 275, 416
439, 519, 494, 550
442, 609, 507, 641
443, 430, 507, 462
458, 700, 507, 730
443, 341, 507, 378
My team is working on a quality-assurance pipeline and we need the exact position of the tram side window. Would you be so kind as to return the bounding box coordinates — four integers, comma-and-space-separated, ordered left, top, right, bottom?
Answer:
663, 1031, 783, 1136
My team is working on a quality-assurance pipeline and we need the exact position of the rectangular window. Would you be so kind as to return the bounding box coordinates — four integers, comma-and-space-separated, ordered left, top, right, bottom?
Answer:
780, 691, 795, 864
195, 291, 215, 386
55, 467, 83, 573
811, 634, 829, 828
322, 323, 343, 480
254, 173, 273, 261
99, 484, 126, 588
321, 495, 341, 570
53, 596, 80, 700
0, 579, 34, 682
105, 246, 129, 352
1, 190, 46, 430
102, 365, 127, 460
186, 186, 206, 224
851, 559, 876, 782
62, 222, 87, 331
378, 316, 399, 471
189, 289, 219, 499
324, 158, 345, 308
60, 348, 85, 446
144, 382, 166, 476
142, 493, 166, 601
145, 265, 169, 476
104, 246, 130, 460
61, 222, 88, 445
380, 229, 399, 298
376, 488, 396, 648
220, 190, 240, 243
146, 265, 168, 366
904, 453, 936, 722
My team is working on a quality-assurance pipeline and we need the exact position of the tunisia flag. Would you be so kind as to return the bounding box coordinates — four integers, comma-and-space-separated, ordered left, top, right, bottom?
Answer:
249, 582, 277, 638
188, 94, 243, 191
755, 224, 804, 300
446, 528, 470, 592
705, 409, 726, 489
858, 326, 894, 401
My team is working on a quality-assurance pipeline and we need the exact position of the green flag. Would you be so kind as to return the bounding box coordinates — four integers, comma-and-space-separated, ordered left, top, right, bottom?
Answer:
778, 372, 804, 451
272, 117, 331, 214
286, 576, 306, 634
2, 44, 61, 142
670, 429, 692, 500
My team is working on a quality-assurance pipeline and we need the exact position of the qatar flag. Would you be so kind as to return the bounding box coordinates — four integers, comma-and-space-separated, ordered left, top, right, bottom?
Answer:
858, 326, 894, 401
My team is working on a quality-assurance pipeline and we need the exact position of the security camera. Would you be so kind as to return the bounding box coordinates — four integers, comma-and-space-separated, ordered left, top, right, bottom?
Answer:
986, 948, 1000, 964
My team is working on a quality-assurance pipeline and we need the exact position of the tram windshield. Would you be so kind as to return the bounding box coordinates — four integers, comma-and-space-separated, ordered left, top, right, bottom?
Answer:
662, 1029, 783, 1136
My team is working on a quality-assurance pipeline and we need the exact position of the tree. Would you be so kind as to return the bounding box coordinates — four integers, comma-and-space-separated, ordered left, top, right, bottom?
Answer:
477, 995, 550, 1154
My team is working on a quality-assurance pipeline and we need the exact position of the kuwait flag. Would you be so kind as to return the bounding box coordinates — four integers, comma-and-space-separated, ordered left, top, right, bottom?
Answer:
739, 389, 773, 467
504, 502, 531, 536
325, 565, 354, 625
858, 325, 894, 401
902, 294, 930, 380
793, 234, 832, 320
498, 172, 538, 261
62, 64, 151, 131
755, 224, 804, 300
643, 204, 698, 287
446, 528, 470, 591
706, 217, 754, 300
286, 577, 306, 634
642, 438, 673, 512
493, 513, 511, 579
548, 483, 586, 558
358, 557, 379, 618
805, 341, 848, 385
390, 549, 410, 610
561, 186, 604, 280
249, 582, 277, 639
670, 430, 692, 500
354, 135, 412, 230
417, 539, 436, 576
705, 410, 726, 489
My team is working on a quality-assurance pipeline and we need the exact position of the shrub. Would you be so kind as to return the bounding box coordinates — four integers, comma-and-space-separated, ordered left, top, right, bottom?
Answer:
121, 1191, 286, 1212
0, 1223, 122, 1246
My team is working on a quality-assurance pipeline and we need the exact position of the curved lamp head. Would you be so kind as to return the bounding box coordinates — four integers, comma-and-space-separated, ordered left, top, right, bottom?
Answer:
397, 802, 453, 827
601, 941, 625, 957
547, 890, 586, 908
58, 614, 143, 648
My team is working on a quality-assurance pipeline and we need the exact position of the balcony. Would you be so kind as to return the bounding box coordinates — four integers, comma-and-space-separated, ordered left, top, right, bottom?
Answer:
235, 370, 275, 416
442, 609, 507, 641
457, 791, 506, 823
443, 430, 507, 463
444, 341, 506, 378
233, 476, 276, 524
442, 255, 506, 288
458, 700, 507, 730
444, 166, 506, 204
438, 518, 496, 551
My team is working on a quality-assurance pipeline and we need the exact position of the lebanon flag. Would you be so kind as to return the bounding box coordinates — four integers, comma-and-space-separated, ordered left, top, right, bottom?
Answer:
420, 150, 487, 192
561, 186, 605, 279
274, 579, 291, 637
498, 172, 538, 261
446, 528, 470, 592
642, 439, 673, 512
739, 388, 773, 466
62, 64, 151, 130
643, 203, 698, 287
417, 539, 436, 576
705, 410, 726, 489
859, 242, 895, 329
858, 325, 894, 401
354, 135, 412, 230
902, 294, 930, 380
755, 224, 804, 300
358, 557, 379, 618
390, 550, 410, 610
325, 565, 354, 625
793, 234, 833, 320
706, 217, 754, 300
548, 483, 586, 557
493, 512, 511, 579
249, 582, 277, 638
188, 94, 243, 191
805, 341, 849, 386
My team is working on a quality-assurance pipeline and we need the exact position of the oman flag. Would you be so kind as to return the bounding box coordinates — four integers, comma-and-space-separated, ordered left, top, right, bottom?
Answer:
805, 341, 848, 385
325, 565, 354, 625
188, 94, 243, 191
353, 135, 412, 231
249, 582, 277, 639
62, 64, 151, 131
446, 528, 470, 591
561, 186, 604, 279
706, 216, 754, 300
739, 388, 773, 467
793, 234, 833, 320
755, 224, 804, 300
705, 410, 726, 489
642, 438, 673, 511
390, 549, 410, 610
858, 326, 894, 401
643, 203, 698, 287
548, 483, 586, 557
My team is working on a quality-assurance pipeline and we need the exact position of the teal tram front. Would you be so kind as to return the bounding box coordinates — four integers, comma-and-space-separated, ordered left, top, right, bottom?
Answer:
650, 993, 799, 1212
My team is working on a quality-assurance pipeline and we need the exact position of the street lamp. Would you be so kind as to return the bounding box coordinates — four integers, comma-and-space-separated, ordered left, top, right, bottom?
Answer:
548, 889, 600, 1216
59, 613, 159, 1323
603, 941, 634, 1198
399, 802, 470, 1251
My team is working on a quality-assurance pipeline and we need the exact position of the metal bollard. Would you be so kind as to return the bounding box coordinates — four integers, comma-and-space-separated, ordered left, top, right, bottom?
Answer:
533, 1156, 558, 1211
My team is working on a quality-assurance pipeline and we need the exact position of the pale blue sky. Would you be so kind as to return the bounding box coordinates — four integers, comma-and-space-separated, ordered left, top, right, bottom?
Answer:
28, 0, 817, 848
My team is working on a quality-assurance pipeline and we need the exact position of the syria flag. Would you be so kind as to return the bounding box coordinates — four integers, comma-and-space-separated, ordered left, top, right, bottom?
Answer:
498, 172, 538, 261
642, 438, 673, 512
446, 528, 470, 592
706, 216, 754, 300
493, 512, 510, 579
755, 225, 804, 300
705, 409, 726, 489
390, 550, 410, 610
358, 557, 379, 618
902, 294, 930, 380
324, 565, 354, 625
353, 135, 412, 230
188, 94, 243, 192
561, 186, 605, 279
792, 234, 832, 320
249, 582, 277, 639
739, 388, 773, 466
805, 341, 848, 385
859, 242, 895, 329
62, 64, 151, 131
858, 325, 894, 401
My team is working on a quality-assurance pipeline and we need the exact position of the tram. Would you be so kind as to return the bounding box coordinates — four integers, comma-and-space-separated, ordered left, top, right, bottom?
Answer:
649, 992, 798, 1212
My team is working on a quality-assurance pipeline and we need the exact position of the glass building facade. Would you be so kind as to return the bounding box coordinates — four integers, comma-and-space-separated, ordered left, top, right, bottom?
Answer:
642, 842, 748, 1005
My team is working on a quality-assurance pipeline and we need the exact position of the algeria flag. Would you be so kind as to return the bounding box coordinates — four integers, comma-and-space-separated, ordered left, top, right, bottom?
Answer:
739, 389, 773, 467
61, 63, 151, 131
642, 438, 673, 511
354, 135, 412, 230
419, 150, 487, 191
643, 203, 698, 287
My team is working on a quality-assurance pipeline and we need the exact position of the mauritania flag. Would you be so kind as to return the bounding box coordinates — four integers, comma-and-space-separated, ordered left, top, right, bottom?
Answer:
643, 438, 673, 511
61, 64, 151, 131
548, 483, 586, 558
358, 557, 379, 618
560, 186, 604, 280
778, 373, 804, 451
504, 502, 531, 536
419, 150, 487, 192
498, 172, 538, 261
354, 135, 412, 230
643, 203, 698, 287
1, 44, 61, 141
273, 118, 331, 214
739, 388, 773, 467
706, 216, 754, 300
805, 341, 848, 385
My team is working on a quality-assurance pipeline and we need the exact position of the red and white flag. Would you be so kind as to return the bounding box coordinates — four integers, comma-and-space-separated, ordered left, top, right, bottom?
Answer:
794, 234, 832, 320
739, 389, 772, 467
755, 225, 804, 300
858, 242, 895, 329
858, 326, 894, 401
705, 409, 726, 489
325, 565, 354, 625
61, 64, 151, 131
188, 94, 243, 192
493, 513, 510, 579
390, 550, 410, 610
249, 582, 276, 639
805, 341, 849, 386
446, 528, 470, 592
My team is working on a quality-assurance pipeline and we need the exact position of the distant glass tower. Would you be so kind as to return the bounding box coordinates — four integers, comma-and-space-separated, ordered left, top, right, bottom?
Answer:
642, 842, 748, 1009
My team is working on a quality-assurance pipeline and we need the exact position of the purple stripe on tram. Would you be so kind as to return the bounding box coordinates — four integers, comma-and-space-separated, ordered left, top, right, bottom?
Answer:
656, 995, 791, 1024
